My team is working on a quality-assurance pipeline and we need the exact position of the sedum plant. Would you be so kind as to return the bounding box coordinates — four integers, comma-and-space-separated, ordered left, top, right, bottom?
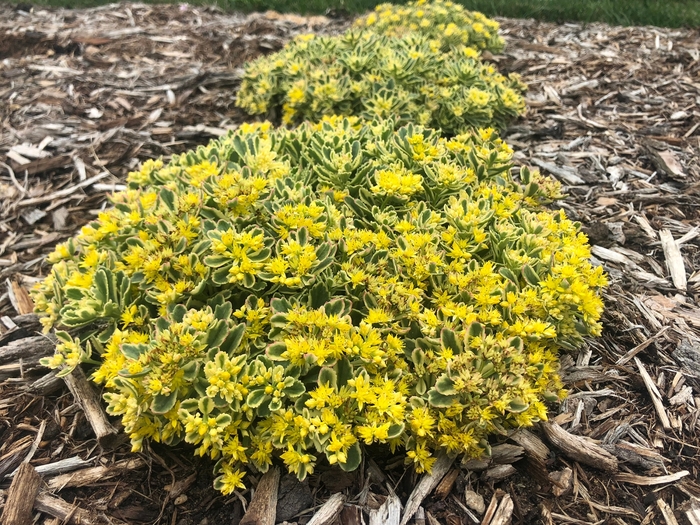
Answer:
354, 0, 506, 54
34, 118, 606, 494
236, 31, 526, 135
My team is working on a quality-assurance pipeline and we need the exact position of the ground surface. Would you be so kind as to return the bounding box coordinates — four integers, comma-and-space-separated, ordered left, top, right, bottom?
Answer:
1, 4, 700, 525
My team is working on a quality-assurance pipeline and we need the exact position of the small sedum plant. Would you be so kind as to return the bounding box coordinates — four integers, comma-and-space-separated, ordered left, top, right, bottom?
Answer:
34, 118, 606, 495
354, 0, 506, 54
236, 30, 526, 135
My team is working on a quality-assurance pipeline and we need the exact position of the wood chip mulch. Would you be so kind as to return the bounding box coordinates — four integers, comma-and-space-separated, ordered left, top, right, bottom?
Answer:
1, 4, 700, 525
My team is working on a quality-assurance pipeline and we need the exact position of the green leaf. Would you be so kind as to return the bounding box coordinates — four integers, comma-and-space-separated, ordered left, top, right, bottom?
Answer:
199, 397, 214, 415
415, 377, 427, 396
283, 380, 305, 398
309, 280, 331, 309
206, 319, 228, 349
267, 398, 281, 412
411, 348, 425, 368
180, 398, 199, 412
427, 389, 456, 408
214, 301, 233, 321
246, 389, 267, 408
220, 324, 246, 355
336, 358, 353, 387
160, 188, 177, 212
387, 423, 404, 439
182, 361, 199, 382
122, 343, 148, 360
467, 322, 484, 340
435, 375, 456, 395
267, 342, 287, 361
339, 442, 362, 472
151, 392, 178, 414
318, 367, 337, 388
499, 267, 519, 284
522, 264, 540, 286
440, 328, 462, 353
508, 398, 529, 413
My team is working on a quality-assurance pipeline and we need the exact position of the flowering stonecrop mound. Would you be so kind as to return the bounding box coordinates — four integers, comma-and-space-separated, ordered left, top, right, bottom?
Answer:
236, 30, 526, 135
354, 0, 505, 54
34, 118, 606, 494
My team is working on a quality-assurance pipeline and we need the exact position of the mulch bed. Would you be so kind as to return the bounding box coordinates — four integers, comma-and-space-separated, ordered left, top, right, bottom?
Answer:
1, 4, 700, 525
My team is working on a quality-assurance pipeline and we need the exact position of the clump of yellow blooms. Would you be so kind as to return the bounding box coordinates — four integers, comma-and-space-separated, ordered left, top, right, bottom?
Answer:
236, 28, 526, 135
355, 0, 505, 54
34, 118, 606, 495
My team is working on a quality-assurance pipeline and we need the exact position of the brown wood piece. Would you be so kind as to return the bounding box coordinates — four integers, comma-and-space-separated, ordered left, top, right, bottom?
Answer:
401, 453, 455, 525
369, 494, 401, 525
0, 335, 56, 366
1, 463, 42, 525
489, 494, 514, 525
47, 458, 145, 491
306, 493, 346, 525
239, 467, 280, 525
62, 367, 119, 449
541, 421, 618, 472
5, 279, 35, 315
9, 154, 72, 177
434, 468, 460, 500
34, 493, 126, 525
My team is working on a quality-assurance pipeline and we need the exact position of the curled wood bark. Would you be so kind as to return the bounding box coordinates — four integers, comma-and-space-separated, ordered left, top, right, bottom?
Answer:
239, 467, 280, 525
62, 367, 119, 449
1, 463, 42, 525
541, 421, 618, 472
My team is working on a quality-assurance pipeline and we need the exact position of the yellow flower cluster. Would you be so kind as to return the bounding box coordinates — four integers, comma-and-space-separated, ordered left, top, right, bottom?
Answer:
34, 117, 605, 495
237, 22, 526, 135
355, 0, 505, 53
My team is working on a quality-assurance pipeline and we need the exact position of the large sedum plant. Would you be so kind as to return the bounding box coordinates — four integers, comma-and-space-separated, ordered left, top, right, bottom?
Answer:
354, 0, 505, 54
236, 31, 526, 135
34, 118, 606, 495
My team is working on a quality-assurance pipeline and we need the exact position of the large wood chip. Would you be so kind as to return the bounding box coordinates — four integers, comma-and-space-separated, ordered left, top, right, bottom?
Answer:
306, 493, 346, 525
401, 453, 455, 525
240, 467, 280, 525
658, 229, 687, 291
2, 463, 42, 525
541, 421, 618, 472
634, 357, 672, 431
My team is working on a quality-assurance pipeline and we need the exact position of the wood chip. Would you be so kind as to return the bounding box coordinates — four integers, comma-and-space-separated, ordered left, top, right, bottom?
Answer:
369, 493, 401, 525
62, 367, 120, 448
2, 463, 42, 525
541, 421, 618, 472
306, 493, 346, 525
401, 453, 455, 525
659, 229, 687, 291
657, 499, 680, 525
615, 470, 689, 485
634, 357, 672, 431
240, 467, 280, 525
34, 492, 128, 525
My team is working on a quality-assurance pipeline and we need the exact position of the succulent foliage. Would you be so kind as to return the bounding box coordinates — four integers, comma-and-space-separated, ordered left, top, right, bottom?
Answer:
236, 30, 526, 135
354, 0, 506, 54
35, 118, 606, 494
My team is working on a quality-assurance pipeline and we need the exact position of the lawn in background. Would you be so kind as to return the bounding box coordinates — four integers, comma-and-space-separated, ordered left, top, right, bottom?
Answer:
21, 0, 700, 29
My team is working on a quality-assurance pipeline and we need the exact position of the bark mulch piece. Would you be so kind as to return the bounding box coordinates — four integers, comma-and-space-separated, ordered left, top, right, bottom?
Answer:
1, 5, 700, 525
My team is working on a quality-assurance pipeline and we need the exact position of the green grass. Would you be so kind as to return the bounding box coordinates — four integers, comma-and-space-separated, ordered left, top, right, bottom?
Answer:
23, 0, 700, 28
